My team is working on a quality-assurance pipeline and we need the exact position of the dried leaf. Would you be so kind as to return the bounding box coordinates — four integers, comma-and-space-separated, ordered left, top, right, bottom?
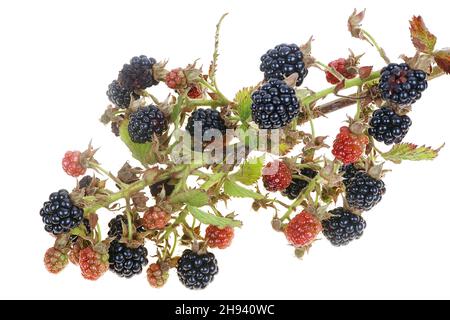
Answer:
409, 16, 437, 54
358, 66, 373, 79
348, 9, 366, 39
433, 48, 450, 74
117, 162, 140, 184
382, 143, 443, 164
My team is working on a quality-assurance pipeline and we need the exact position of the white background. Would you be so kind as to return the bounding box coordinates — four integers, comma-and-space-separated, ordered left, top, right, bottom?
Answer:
0, 0, 449, 300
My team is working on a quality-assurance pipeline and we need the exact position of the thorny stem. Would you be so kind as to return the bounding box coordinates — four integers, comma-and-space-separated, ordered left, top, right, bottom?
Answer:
95, 223, 102, 243
89, 162, 126, 188
362, 30, 390, 64
304, 103, 316, 139
198, 78, 231, 106
187, 98, 228, 107
125, 197, 133, 242
354, 86, 362, 120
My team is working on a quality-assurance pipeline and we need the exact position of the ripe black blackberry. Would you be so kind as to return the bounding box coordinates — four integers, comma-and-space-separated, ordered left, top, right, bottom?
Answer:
128, 105, 168, 143
378, 63, 428, 105
282, 168, 317, 200
118, 55, 158, 91
177, 249, 219, 290
39, 189, 84, 235
340, 164, 363, 182
322, 207, 367, 246
345, 171, 386, 211
260, 43, 308, 86
106, 80, 139, 109
251, 79, 300, 129
78, 175, 93, 189
150, 179, 175, 197
186, 108, 227, 140
107, 215, 145, 239
108, 240, 149, 278
368, 107, 412, 145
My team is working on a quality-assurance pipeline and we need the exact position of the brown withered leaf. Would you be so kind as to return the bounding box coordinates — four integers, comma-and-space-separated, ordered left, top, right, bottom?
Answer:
88, 213, 99, 230
131, 192, 149, 212
117, 162, 141, 184
434, 48, 450, 74
400, 52, 434, 73
358, 66, 373, 79
348, 9, 366, 39
300, 36, 315, 66
409, 16, 437, 54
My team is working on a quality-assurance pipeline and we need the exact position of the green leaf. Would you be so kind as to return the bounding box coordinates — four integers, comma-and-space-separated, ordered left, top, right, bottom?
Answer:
223, 179, 264, 200
234, 87, 253, 122
382, 143, 443, 164
119, 120, 152, 165
231, 156, 264, 185
188, 205, 242, 228
170, 190, 209, 207
200, 173, 225, 190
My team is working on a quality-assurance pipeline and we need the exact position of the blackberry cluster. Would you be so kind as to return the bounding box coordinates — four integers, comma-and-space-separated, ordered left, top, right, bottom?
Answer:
260, 43, 308, 86
128, 105, 168, 143
177, 249, 219, 289
108, 240, 149, 278
345, 171, 386, 211
282, 168, 317, 200
118, 55, 158, 91
368, 107, 412, 145
150, 179, 175, 197
251, 79, 300, 129
186, 108, 227, 140
39, 189, 83, 235
378, 63, 428, 105
323, 207, 367, 246
106, 80, 139, 109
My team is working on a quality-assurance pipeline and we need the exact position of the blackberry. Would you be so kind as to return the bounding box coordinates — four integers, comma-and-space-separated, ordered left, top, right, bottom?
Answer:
339, 164, 363, 182
260, 43, 308, 86
345, 171, 386, 211
106, 80, 139, 109
39, 189, 83, 235
79, 175, 93, 189
150, 179, 175, 197
107, 215, 145, 239
251, 79, 300, 129
177, 249, 218, 289
323, 207, 367, 246
378, 63, 428, 105
108, 240, 148, 278
118, 55, 158, 91
186, 108, 227, 141
128, 105, 168, 143
282, 168, 317, 200
368, 107, 412, 145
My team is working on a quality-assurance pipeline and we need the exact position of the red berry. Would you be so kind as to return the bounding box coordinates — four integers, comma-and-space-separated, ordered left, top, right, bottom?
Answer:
187, 84, 203, 99
44, 247, 68, 274
62, 151, 86, 177
165, 68, 187, 89
147, 262, 170, 288
325, 58, 357, 84
332, 126, 369, 165
285, 211, 322, 247
79, 247, 109, 281
142, 206, 171, 230
262, 161, 292, 192
206, 225, 234, 249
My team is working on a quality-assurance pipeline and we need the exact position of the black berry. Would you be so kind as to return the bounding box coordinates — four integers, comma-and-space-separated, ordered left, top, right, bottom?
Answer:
150, 179, 175, 197
340, 164, 363, 182
39, 189, 83, 235
282, 168, 317, 200
128, 105, 167, 143
323, 207, 367, 246
251, 79, 300, 129
345, 171, 386, 211
186, 108, 227, 141
177, 249, 219, 289
107, 215, 145, 239
106, 80, 139, 109
368, 107, 412, 145
378, 63, 427, 105
78, 176, 93, 189
108, 240, 149, 278
260, 43, 308, 86
118, 55, 158, 91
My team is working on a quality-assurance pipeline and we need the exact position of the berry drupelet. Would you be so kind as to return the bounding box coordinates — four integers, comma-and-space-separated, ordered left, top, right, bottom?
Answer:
108, 240, 149, 278
282, 168, 317, 200
251, 79, 300, 129
106, 80, 139, 109
368, 107, 412, 145
186, 108, 227, 142
322, 207, 366, 246
118, 55, 158, 91
177, 249, 219, 290
260, 43, 308, 86
40, 189, 84, 235
344, 171, 386, 211
128, 105, 168, 143
378, 63, 428, 105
